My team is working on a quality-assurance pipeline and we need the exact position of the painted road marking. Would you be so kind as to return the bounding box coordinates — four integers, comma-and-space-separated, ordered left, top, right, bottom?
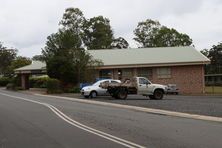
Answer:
35, 94, 222, 123
0, 92, 145, 148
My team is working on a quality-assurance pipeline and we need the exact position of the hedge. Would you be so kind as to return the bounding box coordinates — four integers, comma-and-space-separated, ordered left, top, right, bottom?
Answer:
46, 78, 63, 94
29, 77, 50, 88
0, 77, 11, 87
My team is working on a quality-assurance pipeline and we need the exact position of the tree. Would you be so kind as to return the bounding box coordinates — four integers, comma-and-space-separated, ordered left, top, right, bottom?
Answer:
0, 42, 17, 76
59, 8, 85, 34
6, 56, 31, 77
155, 27, 192, 47
111, 37, 129, 49
208, 43, 222, 65
42, 29, 82, 59
42, 29, 82, 84
42, 29, 101, 85
82, 16, 114, 49
133, 19, 192, 48
32, 55, 45, 62
201, 42, 222, 74
200, 49, 209, 57
42, 7, 104, 85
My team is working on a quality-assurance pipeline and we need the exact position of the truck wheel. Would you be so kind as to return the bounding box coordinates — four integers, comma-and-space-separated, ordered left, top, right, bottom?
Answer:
154, 89, 163, 100
118, 89, 127, 99
149, 95, 155, 100
111, 94, 119, 99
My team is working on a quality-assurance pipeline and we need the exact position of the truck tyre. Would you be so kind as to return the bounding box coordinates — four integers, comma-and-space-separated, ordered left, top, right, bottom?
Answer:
112, 94, 119, 99
117, 88, 127, 99
149, 95, 155, 100
154, 89, 163, 100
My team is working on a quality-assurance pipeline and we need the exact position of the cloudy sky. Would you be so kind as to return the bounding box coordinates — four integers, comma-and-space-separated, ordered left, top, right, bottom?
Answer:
0, 0, 222, 57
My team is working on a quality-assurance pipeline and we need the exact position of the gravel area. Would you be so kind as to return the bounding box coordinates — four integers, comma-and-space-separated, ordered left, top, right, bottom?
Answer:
59, 94, 222, 118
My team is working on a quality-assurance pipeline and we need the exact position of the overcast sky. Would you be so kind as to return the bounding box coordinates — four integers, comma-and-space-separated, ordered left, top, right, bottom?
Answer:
0, 0, 222, 57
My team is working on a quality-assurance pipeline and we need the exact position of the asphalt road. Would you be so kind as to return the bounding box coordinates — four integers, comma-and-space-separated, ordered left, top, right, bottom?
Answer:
0, 89, 222, 148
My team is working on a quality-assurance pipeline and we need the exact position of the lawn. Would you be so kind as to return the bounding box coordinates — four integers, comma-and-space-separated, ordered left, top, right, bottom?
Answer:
205, 86, 222, 94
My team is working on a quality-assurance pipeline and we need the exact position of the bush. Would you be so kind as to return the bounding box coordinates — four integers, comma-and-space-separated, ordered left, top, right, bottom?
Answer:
46, 78, 63, 94
0, 77, 11, 87
64, 87, 80, 93
6, 83, 16, 90
29, 77, 50, 88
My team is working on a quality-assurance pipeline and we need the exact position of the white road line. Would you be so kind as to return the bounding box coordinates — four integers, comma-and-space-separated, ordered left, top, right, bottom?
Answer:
0, 92, 145, 148
34, 94, 222, 123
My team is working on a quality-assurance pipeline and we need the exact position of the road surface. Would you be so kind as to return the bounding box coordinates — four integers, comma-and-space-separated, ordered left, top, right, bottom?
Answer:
0, 89, 222, 148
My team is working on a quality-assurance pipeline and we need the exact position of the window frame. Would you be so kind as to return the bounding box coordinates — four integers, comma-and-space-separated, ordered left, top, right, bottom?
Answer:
157, 67, 171, 79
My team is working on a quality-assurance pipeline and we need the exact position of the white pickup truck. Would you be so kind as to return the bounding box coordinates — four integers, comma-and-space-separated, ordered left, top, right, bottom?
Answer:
100, 77, 167, 100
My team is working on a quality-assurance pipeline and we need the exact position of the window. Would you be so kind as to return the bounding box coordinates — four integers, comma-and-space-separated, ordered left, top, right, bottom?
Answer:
122, 69, 133, 79
137, 68, 152, 79
139, 78, 150, 85
208, 76, 212, 82
157, 67, 171, 78
99, 70, 112, 79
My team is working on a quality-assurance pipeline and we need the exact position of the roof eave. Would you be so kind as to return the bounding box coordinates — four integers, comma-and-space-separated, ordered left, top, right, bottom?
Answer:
95, 61, 210, 69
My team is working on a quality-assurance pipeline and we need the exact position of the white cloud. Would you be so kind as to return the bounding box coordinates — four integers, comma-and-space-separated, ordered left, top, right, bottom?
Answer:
0, 0, 221, 57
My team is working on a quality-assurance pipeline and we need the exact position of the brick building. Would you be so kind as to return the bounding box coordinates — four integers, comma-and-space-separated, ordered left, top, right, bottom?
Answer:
89, 46, 210, 94
15, 46, 210, 94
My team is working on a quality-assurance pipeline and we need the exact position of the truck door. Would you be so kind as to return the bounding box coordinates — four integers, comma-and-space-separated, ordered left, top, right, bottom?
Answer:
137, 77, 151, 95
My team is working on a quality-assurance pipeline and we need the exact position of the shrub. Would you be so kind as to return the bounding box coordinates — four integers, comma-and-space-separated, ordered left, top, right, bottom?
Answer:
6, 83, 16, 90
64, 87, 80, 93
29, 77, 50, 88
0, 77, 11, 87
46, 78, 62, 94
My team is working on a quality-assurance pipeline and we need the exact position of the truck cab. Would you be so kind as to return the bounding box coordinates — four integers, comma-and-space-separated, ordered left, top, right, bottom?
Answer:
136, 77, 167, 99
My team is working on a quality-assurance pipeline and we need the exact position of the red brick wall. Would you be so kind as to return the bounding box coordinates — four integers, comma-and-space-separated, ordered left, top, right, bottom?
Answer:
150, 65, 205, 94
99, 65, 205, 94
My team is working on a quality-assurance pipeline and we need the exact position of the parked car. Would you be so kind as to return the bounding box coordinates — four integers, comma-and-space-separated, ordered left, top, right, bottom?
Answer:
100, 77, 167, 100
81, 79, 121, 98
166, 84, 179, 95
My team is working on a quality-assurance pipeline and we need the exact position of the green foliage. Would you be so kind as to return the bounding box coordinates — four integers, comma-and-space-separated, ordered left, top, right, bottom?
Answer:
29, 77, 50, 88
64, 86, 80, 93
32, 55, 45, 62
200, 49, 209, 57
6, 83, 16, 90
46, 78, 62, 94
42, 29, 82, 59
133, 19, 192, 48
0, 42, 17, 76
82, 16, 114, 49
11, 76, 21, 87
208, 43, 222, 65
46, 56, 76, 84
6, 56, 31, 77
42, 8, 103, 85
201, 42, 222, 74
59, 8, 85, 34
111, 37, 129, 49
0, 77, 11, 86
